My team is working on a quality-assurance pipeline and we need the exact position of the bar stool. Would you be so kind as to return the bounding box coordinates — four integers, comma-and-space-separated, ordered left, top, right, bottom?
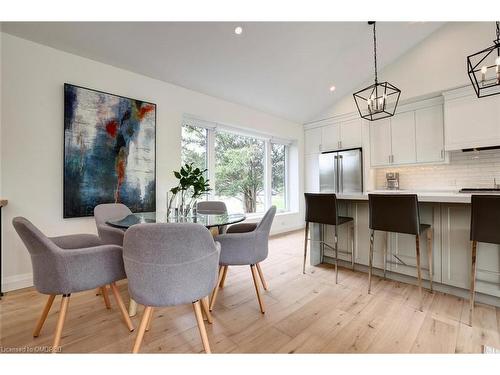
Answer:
368, 194, 433, 311
468, 195, 500, 326
303, 193, 355, 283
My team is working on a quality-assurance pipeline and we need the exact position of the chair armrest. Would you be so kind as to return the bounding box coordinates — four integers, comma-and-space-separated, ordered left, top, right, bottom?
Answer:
59, 244, 126, 293
50, 234, 103, 249
226, 223, 258, 234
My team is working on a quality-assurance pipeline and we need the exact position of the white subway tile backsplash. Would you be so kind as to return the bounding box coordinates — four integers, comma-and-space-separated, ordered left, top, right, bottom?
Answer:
375, 149, 500, 190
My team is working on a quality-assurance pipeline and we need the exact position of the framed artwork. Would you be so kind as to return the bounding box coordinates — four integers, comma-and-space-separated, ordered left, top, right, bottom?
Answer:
63, 83, 156, 218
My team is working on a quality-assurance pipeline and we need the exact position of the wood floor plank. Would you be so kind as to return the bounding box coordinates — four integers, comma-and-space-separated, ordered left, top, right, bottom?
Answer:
1, 229, 497, 354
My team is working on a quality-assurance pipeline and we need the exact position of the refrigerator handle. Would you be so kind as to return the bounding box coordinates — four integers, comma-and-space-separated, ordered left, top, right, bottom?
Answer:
339, 155, 344, 193
334, 155, 339, 192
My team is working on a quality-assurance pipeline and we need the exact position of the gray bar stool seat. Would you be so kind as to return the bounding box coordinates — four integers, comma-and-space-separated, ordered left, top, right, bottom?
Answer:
468, 195, 500, 326
303, 193, 355, 284
367, 194, 434, 311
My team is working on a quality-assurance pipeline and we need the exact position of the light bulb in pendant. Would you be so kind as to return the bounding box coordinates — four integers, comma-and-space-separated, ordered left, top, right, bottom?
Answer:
481, 65, 488, 82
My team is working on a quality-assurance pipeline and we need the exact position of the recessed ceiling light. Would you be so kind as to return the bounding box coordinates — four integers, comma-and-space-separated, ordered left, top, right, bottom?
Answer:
329, 85, 336, 92
234, 26, 243, 35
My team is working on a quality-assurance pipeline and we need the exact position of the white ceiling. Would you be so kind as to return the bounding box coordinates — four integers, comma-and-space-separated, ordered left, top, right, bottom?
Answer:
1, 22, 444, 123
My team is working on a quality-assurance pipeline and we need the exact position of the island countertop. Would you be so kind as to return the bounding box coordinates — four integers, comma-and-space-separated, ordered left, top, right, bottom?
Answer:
334, 190, 500, 204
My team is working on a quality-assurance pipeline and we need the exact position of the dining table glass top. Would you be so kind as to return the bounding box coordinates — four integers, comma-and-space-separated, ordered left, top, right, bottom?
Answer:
106, 211, 246, 230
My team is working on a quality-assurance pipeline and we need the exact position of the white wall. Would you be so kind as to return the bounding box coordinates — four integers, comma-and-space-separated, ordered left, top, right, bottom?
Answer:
0, 33, 305, 292
315, 22, 494, 119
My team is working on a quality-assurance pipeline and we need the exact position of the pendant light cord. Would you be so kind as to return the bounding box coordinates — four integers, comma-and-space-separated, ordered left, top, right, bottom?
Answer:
373, 21, 378, 84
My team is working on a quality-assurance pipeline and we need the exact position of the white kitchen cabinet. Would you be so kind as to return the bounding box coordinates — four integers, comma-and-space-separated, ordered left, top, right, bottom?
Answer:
304, 153, 319, 193
340, 119, 363, 149
321, 123, 341, 151
370, 118, 392, 166
440, 204, 500, 297
416, 105, 445, 163
304, 127, 322, 155
444, 90, 500, 151
391, 111, 416, 164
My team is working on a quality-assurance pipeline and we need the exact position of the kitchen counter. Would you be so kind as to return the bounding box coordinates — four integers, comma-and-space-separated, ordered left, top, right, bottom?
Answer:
335, 190, 500, 203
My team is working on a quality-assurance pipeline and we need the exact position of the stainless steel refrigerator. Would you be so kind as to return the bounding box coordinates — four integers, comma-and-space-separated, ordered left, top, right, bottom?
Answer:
319, 148, 363, 193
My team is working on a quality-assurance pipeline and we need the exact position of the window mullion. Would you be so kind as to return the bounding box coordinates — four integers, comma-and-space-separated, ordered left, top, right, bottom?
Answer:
264, 140, 272, 210
207, 128, 216, 198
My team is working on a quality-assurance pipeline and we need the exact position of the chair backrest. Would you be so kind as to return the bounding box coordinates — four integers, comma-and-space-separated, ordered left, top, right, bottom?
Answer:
122, 223, 220, 307
94, 203, 132, 225
12, 217, 63, 294
304, 193, 338, 225
256, 205, 277, 233
196, 201, 227, 214
470, 195, 500, 245
368, 194, 420, 235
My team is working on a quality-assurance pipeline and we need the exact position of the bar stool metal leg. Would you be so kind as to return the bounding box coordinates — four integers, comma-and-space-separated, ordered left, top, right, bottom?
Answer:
415, 235, 423, 312
303, 221, 309, 274
468, 240, 478, 327
368, 229, 375, 294
383, 231, 388, 279
426, 228, 434, 292
320, 224, 325, 264
351, 222, 355, 270
334, 225, 339, 284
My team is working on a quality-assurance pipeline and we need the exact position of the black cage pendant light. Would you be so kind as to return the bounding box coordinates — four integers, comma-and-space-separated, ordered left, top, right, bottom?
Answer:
467, 21, 500, 98
353, 22, 401, 121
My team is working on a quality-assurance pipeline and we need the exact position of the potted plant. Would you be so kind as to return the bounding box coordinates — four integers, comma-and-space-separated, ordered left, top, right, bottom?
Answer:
167, 163, 211, 216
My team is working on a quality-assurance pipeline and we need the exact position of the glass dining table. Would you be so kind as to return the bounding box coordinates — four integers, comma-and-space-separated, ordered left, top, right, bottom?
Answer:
106, 211, 246, 234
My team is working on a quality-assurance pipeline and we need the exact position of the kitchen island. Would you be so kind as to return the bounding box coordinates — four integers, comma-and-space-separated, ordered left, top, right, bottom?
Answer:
308, 190, 500, 306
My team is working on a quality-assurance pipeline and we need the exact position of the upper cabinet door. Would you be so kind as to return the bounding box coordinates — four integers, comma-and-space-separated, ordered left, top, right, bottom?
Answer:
321, 123, 341, 152
304, 153, 320, 193
444, 92, 500, 150
340, 119, 362, 149
369, 118, 392, 166
304, 127, 322, 155
416, 105, 444, 163
391, 111, 416, 165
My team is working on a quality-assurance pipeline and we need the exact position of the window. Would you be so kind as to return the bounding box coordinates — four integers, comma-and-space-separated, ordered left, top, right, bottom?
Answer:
214, 130, 265, 214
181, 124, 207, 172
181, 119, 290, 214
271, 143, 287, 211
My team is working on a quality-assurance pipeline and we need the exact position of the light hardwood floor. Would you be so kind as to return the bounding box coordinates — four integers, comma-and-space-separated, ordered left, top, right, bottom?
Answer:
1, 229, 499, 353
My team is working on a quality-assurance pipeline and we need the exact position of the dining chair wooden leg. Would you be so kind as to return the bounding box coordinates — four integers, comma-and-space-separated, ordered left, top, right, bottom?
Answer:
250, 265, 265, 314
219, 266, 229, 288
200, 296, 213, 324
145, 307, 154, 332
415, 235, 424, 312
33, 294, 56, 337
95, 287, 101, 296
132, 306, 152, 353
209, 266, 225, 311
193, 300, 212, 354
303, 222, 309, 274
110, 282, 134, 332
52, 294, 70, 353
101, 286, 111, 309
368, 229, 374, 294
469, 240, 478, 327
256, 263, 269, 291
426, 229, 434, 292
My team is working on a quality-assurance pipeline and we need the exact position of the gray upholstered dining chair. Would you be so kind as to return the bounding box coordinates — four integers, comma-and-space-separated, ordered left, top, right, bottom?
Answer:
123, 223, 220, 354
94, 203, 132, 246
209, 206, 276, 314
12, 217, 134, 353
197, 200, 227, 214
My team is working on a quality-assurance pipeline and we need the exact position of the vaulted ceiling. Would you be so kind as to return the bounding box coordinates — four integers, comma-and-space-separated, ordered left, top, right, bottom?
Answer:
2, 22, 444, 123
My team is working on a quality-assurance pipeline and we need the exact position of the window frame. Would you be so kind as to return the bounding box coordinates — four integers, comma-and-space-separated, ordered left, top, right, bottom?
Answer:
181, 117, 291, 214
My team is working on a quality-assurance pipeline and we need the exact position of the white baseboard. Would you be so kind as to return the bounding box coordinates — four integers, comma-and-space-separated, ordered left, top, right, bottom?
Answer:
2, 272, 33, 293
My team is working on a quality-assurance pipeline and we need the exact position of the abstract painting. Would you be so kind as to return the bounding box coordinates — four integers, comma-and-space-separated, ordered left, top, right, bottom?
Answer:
64, 84, 156, 218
